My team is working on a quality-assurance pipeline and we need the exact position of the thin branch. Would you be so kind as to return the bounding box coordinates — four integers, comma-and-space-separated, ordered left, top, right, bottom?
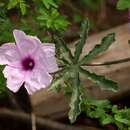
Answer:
31, 112, 36, 130
53, 58, 130, 76
0, 108, 102, 130
57, 57, 130, 68
82, 57, 130, 66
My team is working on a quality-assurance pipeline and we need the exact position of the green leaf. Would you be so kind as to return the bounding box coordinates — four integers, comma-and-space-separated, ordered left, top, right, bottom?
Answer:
117, 0, 130, 10
74, 18, 90, 62
115, 114, 130, 125
49, 75, 63, 92
37, 8, 69, 31
53, 35, 74, 62
8, 0, 26, 15
68, 72, 81, 123
112, 105, 118, 113
80, 33, 115, 65
69, 86, 81, 123
101, 115, 114, 125
19, 0, 26, 15
49, 68, 70, 92
83, 98, 114, 125
8, 0, 18, 9
114, 108, 130, 125
79, 67, 118, 92
63, 81, 73, 97
41, 0, 58, 9
91, 99, 111, 109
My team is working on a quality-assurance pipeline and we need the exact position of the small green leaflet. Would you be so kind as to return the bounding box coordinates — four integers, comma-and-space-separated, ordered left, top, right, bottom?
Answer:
37, 8, 69, 31
53, 35, 73, 62
8, 0, 18, 9
83, 98, 130, 128
74, 18, 90, 62
80, 33, 115, 65
49, 75, 63, 92
49, 68, 70, 91
114, 108, 130, 125
19, 0, 26, 15
41, 0, 58, 9
117, 0, 130, 10
83, 98, 114, 125
79, 67, 118, 92
8, 0, 26, 15
87, 108, 113, 124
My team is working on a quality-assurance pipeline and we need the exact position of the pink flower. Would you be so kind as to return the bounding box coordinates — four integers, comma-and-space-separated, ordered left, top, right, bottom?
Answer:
0, 30, 58, 95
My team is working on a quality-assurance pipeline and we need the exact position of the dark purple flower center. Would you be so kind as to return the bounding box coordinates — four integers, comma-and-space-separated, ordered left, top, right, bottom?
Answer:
22, 57, 35, 71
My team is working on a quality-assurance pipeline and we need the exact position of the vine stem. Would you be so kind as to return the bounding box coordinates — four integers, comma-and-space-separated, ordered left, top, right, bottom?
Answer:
81, 57, 130, 66
31, 112, 36, 130
53, 57, 130, 75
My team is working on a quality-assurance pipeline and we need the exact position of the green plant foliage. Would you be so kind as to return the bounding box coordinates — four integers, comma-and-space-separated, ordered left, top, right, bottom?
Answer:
19, 0, 26, 15
113, 106, 130, 127
0, 66, 8, 98
117, 0, 130, 10
0, 1, 69, 42
8, 0, 26, 15
53, 35, 74, 63
8, 0, 18, 9
83, 98, 113, 125
51, 19, 118, 124
74, 18, 89, 62
68, 72, 81, 123
37, 8, 69, 31
82, 98, 130, 130
80, 33, 115, 65
41, 0, 58, 9
79, 67, 118, 92
49, 68, 71, 92
0, 18, 14, 43
0, 1, 129, 128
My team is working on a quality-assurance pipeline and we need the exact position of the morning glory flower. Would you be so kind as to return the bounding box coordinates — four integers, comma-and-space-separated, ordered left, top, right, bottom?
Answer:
0, 30, 58, 95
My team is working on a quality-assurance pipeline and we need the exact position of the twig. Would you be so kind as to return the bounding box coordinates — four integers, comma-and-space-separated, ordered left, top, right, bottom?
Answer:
82, 57, 130, 66
0, 108, 103, 130
31, 112, 36, 130
53, 57, 130, 75
57, 57, 130, 69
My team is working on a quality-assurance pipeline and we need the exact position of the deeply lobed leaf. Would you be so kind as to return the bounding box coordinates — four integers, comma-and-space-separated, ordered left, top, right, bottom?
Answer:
68, 72, 81, 123
79, 67, 118, 92
80, 33, 115, 65
74, 18, 89, 62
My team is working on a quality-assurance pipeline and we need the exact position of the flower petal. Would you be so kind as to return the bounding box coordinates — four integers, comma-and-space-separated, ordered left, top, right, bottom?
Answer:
13, 29, 41, 56
24, 68, 52, 95
0, 43, 21, 65
3, 66, 25, 92
42, 43, 58, 73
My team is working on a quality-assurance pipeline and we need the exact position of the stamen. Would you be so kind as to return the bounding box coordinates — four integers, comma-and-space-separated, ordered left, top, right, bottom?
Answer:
22, 57, 35, 71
